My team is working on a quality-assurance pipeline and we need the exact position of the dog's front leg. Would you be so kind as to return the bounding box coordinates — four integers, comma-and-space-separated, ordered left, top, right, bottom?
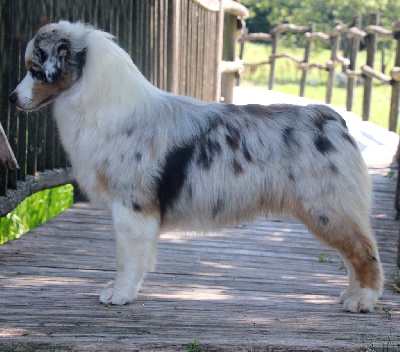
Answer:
99, 203, 160, 305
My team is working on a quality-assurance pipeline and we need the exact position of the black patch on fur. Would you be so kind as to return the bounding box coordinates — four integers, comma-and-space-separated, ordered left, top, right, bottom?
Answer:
318, 214, 329, 225
368, 253, 378, 261
222, 104, 243, 115
198, 145, 210, 169
288, 171, 295, 181
126, 126, 134, 137
132, 202, 142, 212
257, 134, 265, 147
283, 127, 301, 153
329, 162, 339, 174
187, 184, 193, 199
233, 159, 243, 175
225, 124, 241, 151
241, 137, 253, 162
341, 132, 357, 149
39, 48, 48, 63
314, 134, 336, 154
244, 104, 268, 116
135, 152, 142, 162
197, 138, 222, 170
312, 105, 347, 129
282, 127, 294, 147
314, 116, 327, 131
212, 198, 224, 218
157, 144, 195, 218
74, 48, 87, 79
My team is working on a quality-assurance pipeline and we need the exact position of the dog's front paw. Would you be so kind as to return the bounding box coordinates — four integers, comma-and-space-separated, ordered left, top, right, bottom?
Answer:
99, 281, 137, 305
99, 280, 115, 304
343, 288, 379, 313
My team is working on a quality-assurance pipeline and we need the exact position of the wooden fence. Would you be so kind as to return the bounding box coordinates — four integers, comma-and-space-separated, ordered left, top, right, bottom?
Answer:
239, 15, 400, 132
0, 0, 248, 217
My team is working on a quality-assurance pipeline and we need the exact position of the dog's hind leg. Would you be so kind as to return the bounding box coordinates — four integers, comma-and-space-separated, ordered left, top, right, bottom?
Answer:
296, 206, 384, 313
99, 203, 160, 305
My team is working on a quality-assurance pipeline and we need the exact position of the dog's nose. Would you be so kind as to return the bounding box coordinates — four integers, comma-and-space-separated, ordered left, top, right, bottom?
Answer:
9, 92, 18, 104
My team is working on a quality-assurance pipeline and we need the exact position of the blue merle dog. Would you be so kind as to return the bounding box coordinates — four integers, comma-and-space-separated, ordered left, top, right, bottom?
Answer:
10, 21, 383, 312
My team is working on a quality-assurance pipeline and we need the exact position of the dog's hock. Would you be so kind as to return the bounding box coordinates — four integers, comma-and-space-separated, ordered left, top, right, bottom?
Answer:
0, 122, 19, 170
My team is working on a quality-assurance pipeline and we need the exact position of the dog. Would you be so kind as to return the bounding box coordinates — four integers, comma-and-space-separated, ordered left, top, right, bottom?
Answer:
10, 21, 383, 313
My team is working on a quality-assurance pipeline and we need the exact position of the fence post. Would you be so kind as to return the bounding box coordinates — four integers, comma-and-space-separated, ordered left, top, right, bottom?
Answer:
167, 0, 181, 95
326, 34, 340, 104
0, 0, 11, 197
346, 15, 362, 112
362, 13, 380, 121
237, 27, 248, 86
215, 2, 224, 102
268, 33, 279, 90
221, 12, 237, 103
299, 21, 315, 97
389, 21, 400, 132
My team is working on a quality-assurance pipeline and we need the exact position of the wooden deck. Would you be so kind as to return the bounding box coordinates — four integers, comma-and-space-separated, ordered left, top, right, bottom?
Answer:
1, 106, 400, 350
0, 162, 399, 351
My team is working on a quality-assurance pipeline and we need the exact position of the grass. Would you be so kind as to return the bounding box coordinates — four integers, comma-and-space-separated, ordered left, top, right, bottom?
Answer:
240, 42, 395, 131
0, 185, 74, 244
187, 339, 201, 352
392, 269, 400, 293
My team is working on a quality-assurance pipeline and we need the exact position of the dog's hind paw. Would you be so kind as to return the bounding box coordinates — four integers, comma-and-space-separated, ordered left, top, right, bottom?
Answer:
342, 288, 379, 313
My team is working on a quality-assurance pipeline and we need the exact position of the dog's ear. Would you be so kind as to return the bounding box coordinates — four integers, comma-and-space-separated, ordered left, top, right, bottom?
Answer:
43, 41, 70, 84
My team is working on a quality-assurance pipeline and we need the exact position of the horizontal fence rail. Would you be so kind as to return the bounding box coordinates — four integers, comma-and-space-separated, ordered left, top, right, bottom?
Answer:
0, 0, 235, 218
238, 14, 400, 132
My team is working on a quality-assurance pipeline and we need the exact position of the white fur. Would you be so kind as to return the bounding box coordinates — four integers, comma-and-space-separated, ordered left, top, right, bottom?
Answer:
342, 287, 380, 313
99, 203, 160, 305
11, 21, 384, 311
14, 72, 34, 106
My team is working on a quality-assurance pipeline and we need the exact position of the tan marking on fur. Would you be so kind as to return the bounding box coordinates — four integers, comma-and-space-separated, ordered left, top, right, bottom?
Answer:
31, 73, 73, 107
95, 171, 111, 195
292, 203, 381, 290
26, 60, 33, 70
348, 254, 378, 289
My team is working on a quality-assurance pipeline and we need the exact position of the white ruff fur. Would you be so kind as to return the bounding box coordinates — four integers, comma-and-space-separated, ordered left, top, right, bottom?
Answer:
11, 21, 384, 312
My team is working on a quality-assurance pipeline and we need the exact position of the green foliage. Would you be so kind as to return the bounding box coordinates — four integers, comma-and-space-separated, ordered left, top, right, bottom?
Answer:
384, 171, 395, 178
188, 339, 201, 352
317, 252, 330, 263
392, 269, 400, 292
241, 0, 400, 34
0, 185, 74, 244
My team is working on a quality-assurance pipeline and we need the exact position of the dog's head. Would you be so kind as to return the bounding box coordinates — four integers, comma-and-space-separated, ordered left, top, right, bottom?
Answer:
9, 21, 88, 111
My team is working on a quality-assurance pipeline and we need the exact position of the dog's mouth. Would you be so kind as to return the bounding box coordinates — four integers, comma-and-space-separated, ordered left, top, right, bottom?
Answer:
37, 94, 56, 108
15, 94, 56, 112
